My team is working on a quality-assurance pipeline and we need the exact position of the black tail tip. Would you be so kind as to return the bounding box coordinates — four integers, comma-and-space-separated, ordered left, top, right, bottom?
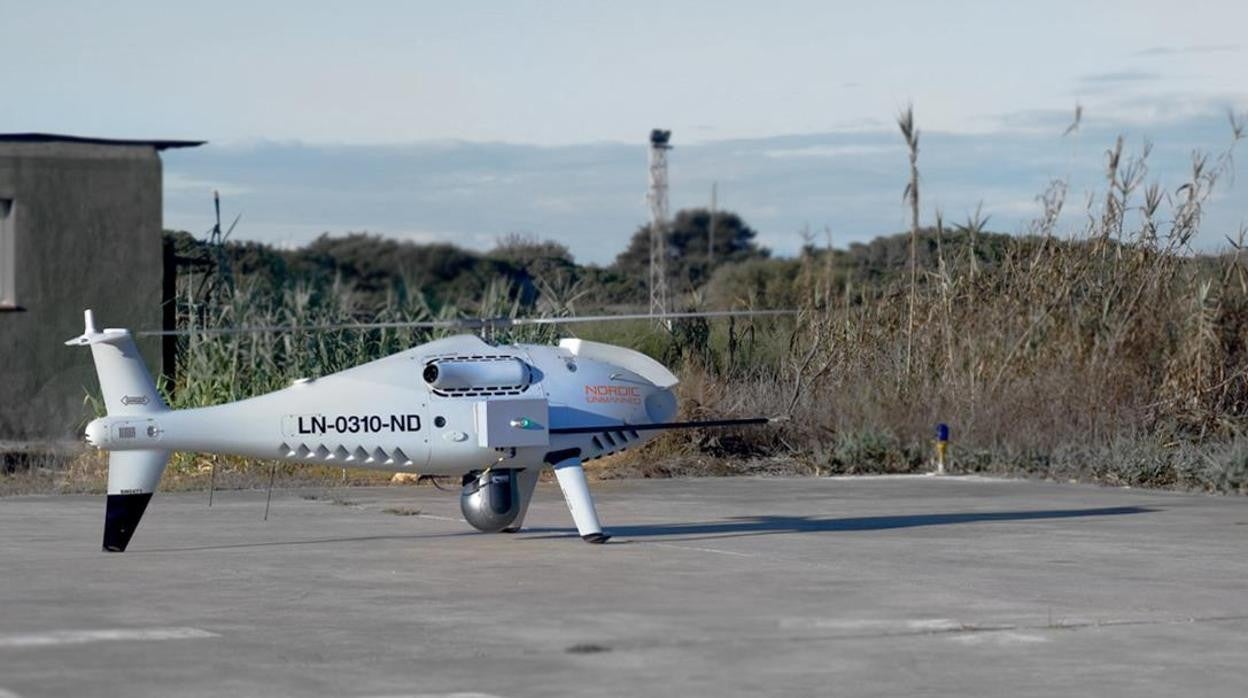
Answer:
581, 532, 611, 544
102, 492, 153, 553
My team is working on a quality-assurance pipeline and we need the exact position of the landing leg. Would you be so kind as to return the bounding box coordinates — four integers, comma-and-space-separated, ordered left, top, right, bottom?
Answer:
552, 456, 609, 544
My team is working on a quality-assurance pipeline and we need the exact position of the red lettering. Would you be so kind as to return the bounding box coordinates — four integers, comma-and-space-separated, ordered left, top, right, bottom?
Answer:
583, 384, 643, 404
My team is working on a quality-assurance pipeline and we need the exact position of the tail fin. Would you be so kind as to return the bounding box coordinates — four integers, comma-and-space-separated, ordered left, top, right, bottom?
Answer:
67, 310, 171, 552
65, 309, 166, 415
104, 449, 171, 552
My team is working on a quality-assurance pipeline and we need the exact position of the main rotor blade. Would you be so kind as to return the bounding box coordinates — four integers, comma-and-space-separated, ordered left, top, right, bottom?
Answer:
510, 309, 798, 326
137, 309, 798, 337
550, 417, 771, 435
137, 319, 463, 337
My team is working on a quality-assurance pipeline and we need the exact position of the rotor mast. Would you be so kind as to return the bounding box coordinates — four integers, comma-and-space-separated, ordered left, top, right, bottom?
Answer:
647, 129, 672, 320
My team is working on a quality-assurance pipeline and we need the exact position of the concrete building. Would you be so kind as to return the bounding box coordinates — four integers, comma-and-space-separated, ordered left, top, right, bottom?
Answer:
0, 134, 202, 453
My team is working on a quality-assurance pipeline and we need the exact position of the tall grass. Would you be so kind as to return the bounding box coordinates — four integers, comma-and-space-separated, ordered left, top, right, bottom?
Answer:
630, 109, 1248, 493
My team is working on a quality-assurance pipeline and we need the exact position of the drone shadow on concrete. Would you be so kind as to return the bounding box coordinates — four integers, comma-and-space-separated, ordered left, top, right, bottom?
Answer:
520, 506, 1157, 544
130, 532, 458, 554
130, 506, 1157, 553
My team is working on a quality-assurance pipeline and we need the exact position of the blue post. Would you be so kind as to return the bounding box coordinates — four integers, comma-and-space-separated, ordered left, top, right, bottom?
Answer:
935, 423, 950, 474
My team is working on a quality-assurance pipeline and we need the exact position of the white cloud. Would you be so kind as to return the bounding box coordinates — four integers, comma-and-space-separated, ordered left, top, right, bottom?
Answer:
158, 110, 1247, 264
987, 198, 1041, 217
761, 144, 904, 159
163, 171, 253, 197
1134, 44, 1240, 57
1078, 70, 1161, 85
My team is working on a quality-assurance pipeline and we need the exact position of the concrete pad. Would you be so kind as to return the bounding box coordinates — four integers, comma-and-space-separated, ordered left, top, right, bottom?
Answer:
1, 475, 1246, 697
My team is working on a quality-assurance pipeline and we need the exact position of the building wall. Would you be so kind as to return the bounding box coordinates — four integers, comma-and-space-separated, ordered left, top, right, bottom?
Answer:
0, 142, 164, 445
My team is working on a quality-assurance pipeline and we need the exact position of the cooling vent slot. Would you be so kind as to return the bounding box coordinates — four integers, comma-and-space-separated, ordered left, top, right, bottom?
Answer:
434, 387, 526, 397
429, 353, 517, 361
585, 428, 643, 458
277, 443, 415, 466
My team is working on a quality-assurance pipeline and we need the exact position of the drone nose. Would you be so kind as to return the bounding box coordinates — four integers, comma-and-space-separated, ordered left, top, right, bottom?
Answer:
85, 418, 107, 447
645, 387, 678, 423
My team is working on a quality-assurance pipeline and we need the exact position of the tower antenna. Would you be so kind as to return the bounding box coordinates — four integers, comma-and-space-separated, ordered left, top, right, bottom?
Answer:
648, 129, 672, 322
195, 190, 241, 303
708, 181, 717, 266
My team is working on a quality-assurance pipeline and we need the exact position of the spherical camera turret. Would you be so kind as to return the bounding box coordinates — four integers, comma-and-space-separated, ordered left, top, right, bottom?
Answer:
459, 469, 522, 533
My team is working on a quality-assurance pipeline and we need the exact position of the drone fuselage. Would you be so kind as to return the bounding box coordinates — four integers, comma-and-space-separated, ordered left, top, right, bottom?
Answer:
67, 309, 688, 549
84, 334, 678, 478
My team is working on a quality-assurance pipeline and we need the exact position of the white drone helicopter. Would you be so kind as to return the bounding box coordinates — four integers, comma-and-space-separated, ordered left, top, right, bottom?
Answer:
68, 309, 787, 551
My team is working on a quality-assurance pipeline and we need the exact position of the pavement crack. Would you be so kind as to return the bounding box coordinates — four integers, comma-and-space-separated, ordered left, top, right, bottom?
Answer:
803, 613, 1248, 643
595, 614, 1248, 654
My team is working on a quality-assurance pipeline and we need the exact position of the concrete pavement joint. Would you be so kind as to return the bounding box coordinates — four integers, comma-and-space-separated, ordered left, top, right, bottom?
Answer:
639, 541, 757, 557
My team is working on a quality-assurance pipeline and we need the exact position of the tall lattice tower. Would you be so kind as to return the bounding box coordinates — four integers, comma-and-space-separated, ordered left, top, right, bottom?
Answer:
647, 129, 672, 319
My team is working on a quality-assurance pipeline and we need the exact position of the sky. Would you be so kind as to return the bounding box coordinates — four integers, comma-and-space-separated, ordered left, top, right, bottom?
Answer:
3, 0, 1246, 263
